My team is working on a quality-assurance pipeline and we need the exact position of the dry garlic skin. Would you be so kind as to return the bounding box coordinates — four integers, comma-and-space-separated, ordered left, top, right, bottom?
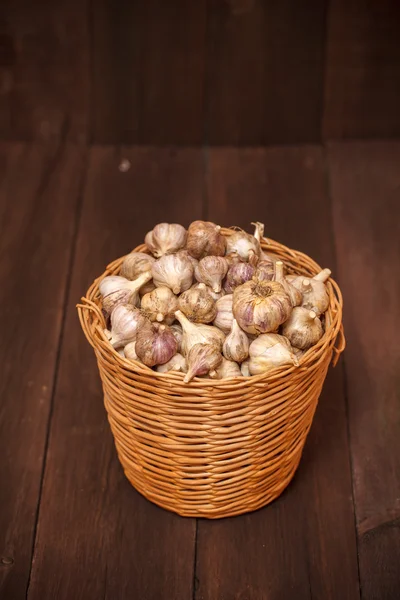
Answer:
248, 333, 299, 375
178, 284, 217, 323
145, 223, 187, 257
120, 252, 155, 280
186, 220, 226, 259
233, 279, 292, 335
152, 253, 193, 295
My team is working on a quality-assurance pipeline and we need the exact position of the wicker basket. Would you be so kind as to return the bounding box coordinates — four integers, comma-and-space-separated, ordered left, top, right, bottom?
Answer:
77, 229, 345, 518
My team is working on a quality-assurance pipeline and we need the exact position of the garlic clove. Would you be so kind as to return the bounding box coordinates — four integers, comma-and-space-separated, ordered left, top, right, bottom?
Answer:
120, 252, 155, 280
124, 341, 138, 361
186, 220, 226, 259
281, 307, 323, 350
170, 323, 183, 352
274, 261, 302, 307
135, 322, 178, 367
184, 343, 223, 383
141, 286, 179, 324
233, 278, 292, 335
152, 253, 193, 295
210, 357, 242, 379
175, 310, 225, 355
178, 283, 217, 323
248, 333, 299, 375
100, 272, 152, 315
241, 359, 251, 377
213, 294, 234, 334
108, 304, 149, 348
224, 262, 255, 293
145, 223, 187, 257
222, 318, 249, 363
156, 353, 187, 373
195, 256, 229, 293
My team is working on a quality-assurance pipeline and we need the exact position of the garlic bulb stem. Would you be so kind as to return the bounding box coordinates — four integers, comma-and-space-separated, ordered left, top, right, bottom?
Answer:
313, 268, 331, 283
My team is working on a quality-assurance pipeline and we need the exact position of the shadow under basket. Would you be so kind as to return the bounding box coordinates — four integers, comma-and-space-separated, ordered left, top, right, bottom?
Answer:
77, 229, 345, 519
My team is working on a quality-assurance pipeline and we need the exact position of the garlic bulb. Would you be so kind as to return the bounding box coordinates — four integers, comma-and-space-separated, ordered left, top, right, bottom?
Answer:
141, 286, 178, 324
248, 334, 299, 375
108, 304, 149, 348
124, 341, 138, 361
117, 347, 125, 358
178, 283, 217, 323
255, 258, 275, 282
176, 249, 199, 270
195, 256, 228, 293
135, 322, 177, 367
226, 222, 264, 263
282, 307, 323, 350
241, 359, 251, 377
224, 262, 255, 293
170, 323, 183, 352
223, 319, 249, 363
290, 268, 331, 315
186, 220, 226, 259
120, 252, 155, 280
274, 261, 302, 307
152, 253, 193, 295
184, 343, 222, 383
210, 357, 242, 379
192, 282, 225, 301
233, 279, 292, 335
145, 223, 187, 257
175, 310, 225, 355
156, 353, 187, 373
213, 294, 234, 334
99, 272, 152, 315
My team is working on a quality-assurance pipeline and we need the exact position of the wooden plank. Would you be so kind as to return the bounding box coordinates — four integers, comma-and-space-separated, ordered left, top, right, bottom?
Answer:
0, 142, 86, 599
0, 0, 89, 142
328, 141, 400, 597
195, 147, 359, 599
324, 0, 400, 139
358, 519, 400, 599
91, 2, 207, 144
206, 0, 326, 145
26, 146, 204, 599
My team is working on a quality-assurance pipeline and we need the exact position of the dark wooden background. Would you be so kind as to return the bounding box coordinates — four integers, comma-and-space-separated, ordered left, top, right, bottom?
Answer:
1, 0, 400, 145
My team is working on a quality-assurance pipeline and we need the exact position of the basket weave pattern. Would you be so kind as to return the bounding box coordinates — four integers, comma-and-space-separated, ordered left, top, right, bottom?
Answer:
78, 230, 345, 518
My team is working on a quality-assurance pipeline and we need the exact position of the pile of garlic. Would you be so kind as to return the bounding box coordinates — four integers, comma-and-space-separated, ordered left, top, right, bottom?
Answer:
100, 221, 331, 382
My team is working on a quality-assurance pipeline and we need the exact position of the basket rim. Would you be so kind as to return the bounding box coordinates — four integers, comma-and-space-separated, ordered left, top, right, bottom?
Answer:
77, 228, 344, 387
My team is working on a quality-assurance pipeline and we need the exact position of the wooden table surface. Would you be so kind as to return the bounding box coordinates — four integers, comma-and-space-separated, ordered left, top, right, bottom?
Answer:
0, 140, 399, 600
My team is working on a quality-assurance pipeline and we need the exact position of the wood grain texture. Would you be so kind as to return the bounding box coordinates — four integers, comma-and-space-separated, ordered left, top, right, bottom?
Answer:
91, 1, 207, 144
195, 147, 359, 599
26, 147, 204, 600
0, 142, 86, 599
358, 519, 400, 599
206, 0, 326, 145
0, 0, 89, 142
329, 141, 400, 597
324, 0, 400, 139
